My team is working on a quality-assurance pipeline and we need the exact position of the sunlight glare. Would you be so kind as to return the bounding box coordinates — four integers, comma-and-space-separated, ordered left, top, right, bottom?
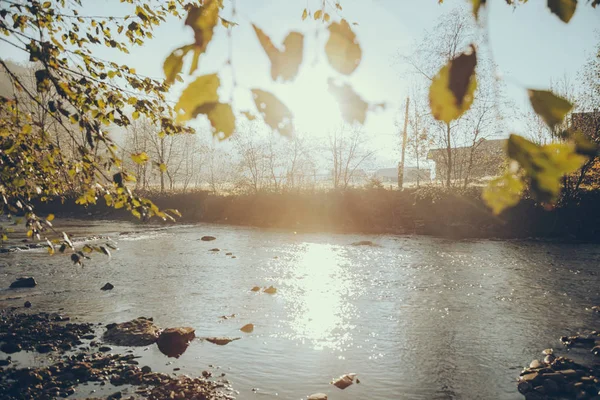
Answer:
289, 243, 356, 351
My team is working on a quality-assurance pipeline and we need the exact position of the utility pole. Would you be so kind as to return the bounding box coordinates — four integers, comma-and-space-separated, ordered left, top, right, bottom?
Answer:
398, 96, 410, 189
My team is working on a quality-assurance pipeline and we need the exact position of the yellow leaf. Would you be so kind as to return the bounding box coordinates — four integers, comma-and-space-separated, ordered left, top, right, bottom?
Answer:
131, 152, 149, 164
132, 111, 140, 120
163, 44, 195, 85
251, 89, 294, 137
194, 103, 236, 140
482, 170, 525, 215
528, 89, 573, 129
314, 9, 323, 20
22, 124, 32, 134
325, 19, 362, 75
324, 13, 331, 23
429, 45, 477, 123
27, 230, 33, 238
184, 0, 221, 74
47, 213, 55, 222
159, 163, 167, 173
507, 134, 586, 203
548, 0, 577, 23
302, 8, 308, 20
253, 25, 304, 82
240, 323, 254, 333
328, 78, 369, 125
175, 74, 220, 123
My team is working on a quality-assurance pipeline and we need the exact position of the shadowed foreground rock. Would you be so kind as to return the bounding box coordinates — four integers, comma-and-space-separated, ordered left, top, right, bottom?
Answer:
0, 352, 234, 399
0, 310, 93, 354
103, 317, 160, 346
157, 327, 195, 358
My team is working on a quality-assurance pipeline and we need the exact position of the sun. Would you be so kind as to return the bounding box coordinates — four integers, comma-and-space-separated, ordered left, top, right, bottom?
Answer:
277, 61, 343, 138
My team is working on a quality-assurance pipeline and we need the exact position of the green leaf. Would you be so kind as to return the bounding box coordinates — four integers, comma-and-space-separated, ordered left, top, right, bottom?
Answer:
163, 45, 194, 85
482, 170, 525, 214
507, 134, 586, 203
251, 89, 294, 137
328, 78, 369, 124
131, 152, 149, 164
253, 25, 304, 82
528, 89, 573, 129
429, 45, 477, 123
325, 19, 362, 75
175, 74, 220, 123
547, 0, 577, 23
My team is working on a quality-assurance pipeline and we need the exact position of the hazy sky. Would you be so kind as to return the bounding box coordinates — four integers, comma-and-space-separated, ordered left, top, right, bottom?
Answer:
1, 0, 599, 166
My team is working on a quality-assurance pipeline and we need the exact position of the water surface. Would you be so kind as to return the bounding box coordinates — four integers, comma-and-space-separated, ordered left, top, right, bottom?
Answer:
1, 221, 599, 399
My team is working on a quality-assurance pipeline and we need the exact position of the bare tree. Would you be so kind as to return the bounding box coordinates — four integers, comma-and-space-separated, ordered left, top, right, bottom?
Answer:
328, 125, 376, 190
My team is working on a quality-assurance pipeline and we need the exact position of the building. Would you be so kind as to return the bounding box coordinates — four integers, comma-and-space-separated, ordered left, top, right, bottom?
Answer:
375, 167, 431, 184
427, 138, 506, 183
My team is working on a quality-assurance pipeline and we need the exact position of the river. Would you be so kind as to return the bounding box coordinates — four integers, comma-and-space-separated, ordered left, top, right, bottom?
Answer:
1, 220, 599, 399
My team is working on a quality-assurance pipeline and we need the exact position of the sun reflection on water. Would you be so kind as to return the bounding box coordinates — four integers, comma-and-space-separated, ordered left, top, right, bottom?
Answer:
287, 243, 357, 351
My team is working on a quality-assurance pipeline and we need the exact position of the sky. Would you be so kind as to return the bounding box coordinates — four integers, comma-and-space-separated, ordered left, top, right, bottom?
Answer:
1, 0, 599, 167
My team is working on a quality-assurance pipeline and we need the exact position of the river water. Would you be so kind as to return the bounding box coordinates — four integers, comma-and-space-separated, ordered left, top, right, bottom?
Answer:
1, 220, 600, 399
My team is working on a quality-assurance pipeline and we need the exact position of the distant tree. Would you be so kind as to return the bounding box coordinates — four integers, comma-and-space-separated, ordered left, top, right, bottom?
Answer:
328, 125, 375, 190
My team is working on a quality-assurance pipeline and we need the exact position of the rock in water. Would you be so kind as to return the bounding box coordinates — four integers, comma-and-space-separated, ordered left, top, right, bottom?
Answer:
308, 394, 327, 400
9, 277, 37, 288
204, 337, 240, 346
157, 327, 195, 358
24, 301, 32, 308
0, 342, 21, 354
101, 282, 114, 291
209, 248, 220, 252
331, 373, 357, 389
201, 236, 216, 241
103, 317, 160, 346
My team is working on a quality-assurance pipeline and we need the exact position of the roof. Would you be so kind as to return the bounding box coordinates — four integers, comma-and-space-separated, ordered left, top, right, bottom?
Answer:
427, 138, 506, 160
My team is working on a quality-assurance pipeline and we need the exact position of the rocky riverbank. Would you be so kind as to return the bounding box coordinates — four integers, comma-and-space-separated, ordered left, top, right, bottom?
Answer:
0, 309, 235, 400
517, 320, 600, 399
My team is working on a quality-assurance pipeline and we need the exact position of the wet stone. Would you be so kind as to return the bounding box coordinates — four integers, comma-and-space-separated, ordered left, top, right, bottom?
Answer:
530, 360, 543, 369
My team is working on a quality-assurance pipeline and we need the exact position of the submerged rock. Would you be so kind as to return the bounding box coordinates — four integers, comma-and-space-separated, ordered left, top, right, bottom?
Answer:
23, 301, 31, 308
210, 248, 220, 252
157, 327, 195, 358
201, 236, 216, 241
308, 394, 327, 400
9, 277, 37, 288
103, 317, 160, 346
100, 282, 114, 291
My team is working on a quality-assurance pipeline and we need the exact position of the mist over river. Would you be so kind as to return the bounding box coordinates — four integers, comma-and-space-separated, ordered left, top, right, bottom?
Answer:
1, 220, 600, 399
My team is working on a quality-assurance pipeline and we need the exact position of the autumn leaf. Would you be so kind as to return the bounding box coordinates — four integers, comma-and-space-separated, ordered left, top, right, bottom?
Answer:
253, 25, 304, 82
314, 10, 323, 20
472, 0, 487, 19
547, 0, 577, 23
328, 78, 369, 124
131, 152, 149, 164
507, 134, 586, 203
325, 19, 362, 75
482, 169, 525, 214
242, 111, 256, 121
184, 0, 221, 74
302, 8, 308, 20
429, 45, 477, 123
175, 74, 220, 123
193, 102, 236, 140
163, 44, 195, 85
251, 89, 294, 137
528, 89, 573, 129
